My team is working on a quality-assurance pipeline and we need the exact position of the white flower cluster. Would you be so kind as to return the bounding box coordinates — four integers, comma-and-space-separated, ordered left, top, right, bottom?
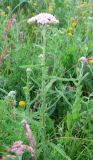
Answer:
27, 13, 59, 25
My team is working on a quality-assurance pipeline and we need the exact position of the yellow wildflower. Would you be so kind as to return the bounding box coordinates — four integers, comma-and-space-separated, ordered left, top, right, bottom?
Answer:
72, 22, 77, 27
1, 11, 7, 16
88, 59, 93, 63
68, 27, 72, 31
68, 32, 72, 37
19, 101, 25, 107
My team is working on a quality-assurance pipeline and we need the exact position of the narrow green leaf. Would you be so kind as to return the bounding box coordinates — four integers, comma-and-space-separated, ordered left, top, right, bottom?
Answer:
48, 142, 71, 160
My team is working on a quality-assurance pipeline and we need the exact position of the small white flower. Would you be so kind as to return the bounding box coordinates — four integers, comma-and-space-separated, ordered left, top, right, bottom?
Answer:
79, 57, 87, 63
26, 68, 32, 73
5, 90, 16, 99
38, 54, 44, 59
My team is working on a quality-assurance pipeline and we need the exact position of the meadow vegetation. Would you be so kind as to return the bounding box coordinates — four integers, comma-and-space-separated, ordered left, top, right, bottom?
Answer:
0, 0, 93, 159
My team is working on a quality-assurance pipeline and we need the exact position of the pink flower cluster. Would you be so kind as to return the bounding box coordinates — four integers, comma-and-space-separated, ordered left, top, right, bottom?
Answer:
7, 141, 34, 156
22, 120, 36, 150
0, 14, 16, 66
6, 120, 36, 160
27, 13, 59, 25
5, 14, 16, 34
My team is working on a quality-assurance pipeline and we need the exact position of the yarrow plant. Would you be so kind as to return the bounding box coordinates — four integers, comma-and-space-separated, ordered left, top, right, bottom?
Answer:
27, 12, 59, 160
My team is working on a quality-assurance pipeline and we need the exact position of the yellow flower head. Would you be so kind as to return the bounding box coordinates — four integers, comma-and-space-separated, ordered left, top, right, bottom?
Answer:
68, 32, 72, 37
68, 27, 73, 31
88, 59, 93, 63
1, 11, 7, 16
19, 101, 25, 107
72, 22, 77, 27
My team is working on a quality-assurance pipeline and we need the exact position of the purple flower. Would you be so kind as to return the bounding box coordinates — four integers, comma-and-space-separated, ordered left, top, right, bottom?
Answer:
22, 120, 33, 142
7, 140, 34, 156
27, 13, 59, 25
6, 120, 36, 160
22, 120, 36, 159
5, 14, 16, 34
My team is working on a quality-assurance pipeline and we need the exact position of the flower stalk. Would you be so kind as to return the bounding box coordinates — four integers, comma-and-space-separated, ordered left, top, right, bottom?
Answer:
23, 68, 32, 114
26, 68, 31, 111
41, 26, 47, 160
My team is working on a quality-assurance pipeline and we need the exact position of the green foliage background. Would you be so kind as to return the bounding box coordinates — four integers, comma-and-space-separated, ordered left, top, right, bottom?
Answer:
1, 0, 93, 160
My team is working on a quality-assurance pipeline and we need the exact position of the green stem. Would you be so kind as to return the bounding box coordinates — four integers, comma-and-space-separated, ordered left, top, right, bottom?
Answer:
41, 26, 47, 160
17, 155, 22, 160
26, 72, 31, 111
24, 69, 31, 115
